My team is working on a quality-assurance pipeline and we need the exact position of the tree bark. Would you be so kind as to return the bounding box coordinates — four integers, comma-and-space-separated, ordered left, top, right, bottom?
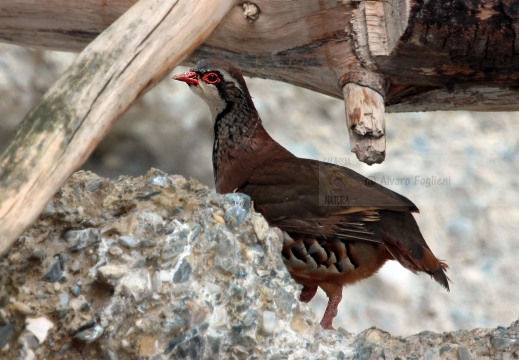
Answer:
2, 0, 518, 163
2, 0, 518, 110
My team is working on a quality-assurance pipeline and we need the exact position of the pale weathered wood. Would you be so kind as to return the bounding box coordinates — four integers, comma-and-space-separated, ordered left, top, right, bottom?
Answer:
388, 86, 519, 112
4, 0, 519, 167
343, 83, 386, 164
365, 1, 389, 58
2, 0, 390, 164
0, 0, 136, 51
0, 0, 236, 255
3, 0, 519, 113
199, 1, 357, 98
0, 0, 355, 98
346, 0, 395, 163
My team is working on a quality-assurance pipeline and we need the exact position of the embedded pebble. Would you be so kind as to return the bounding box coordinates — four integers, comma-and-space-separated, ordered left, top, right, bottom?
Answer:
252, 213, 269, 241
491, 337, 516, 350
213, 213, 225, 225
172, 259, 192, 283
97, 265, 130, 283
162, 242, 184, 260
118, 236, 137, 248
23, 349, 35, 360
458, 346, 473, 360
11, 301, 33, 316
8, 252, 21, 264
58, 293, 70, 306
108, 246, 123, 257
439, 344, 460, 359
119, 269, 152, 302
159, 270, 172, 282
0, 309, 7, 322
135, 212, 164, 239
25, 317, 54, 343
148, 174, 173, 188
213, 235, 237, 274
74, 324, 104, 343
69, 296, 89, 312
56, 307, 69, 319
65, 228, 100, 251
242, 309, 259, 327
205, 283, 222, 294
260, 311, 276, 335
101, 349, 119, 360
151, 271, 162, 292
41, 199, 57, 217
42, 255, 62, 283
70, 285, 81, 297
30, 248, 47, 263
223, 193, 250, 226
0, 323, 14, 349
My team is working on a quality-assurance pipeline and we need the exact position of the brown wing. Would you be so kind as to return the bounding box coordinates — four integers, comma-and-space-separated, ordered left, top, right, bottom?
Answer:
238, 158, 417, 242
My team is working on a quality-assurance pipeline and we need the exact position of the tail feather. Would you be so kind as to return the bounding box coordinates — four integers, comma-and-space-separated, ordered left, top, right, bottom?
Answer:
433, 259, 450, 290
378, 210, 450, 290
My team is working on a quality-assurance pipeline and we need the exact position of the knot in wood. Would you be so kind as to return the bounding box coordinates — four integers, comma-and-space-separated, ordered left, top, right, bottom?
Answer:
242, 2, 260, 23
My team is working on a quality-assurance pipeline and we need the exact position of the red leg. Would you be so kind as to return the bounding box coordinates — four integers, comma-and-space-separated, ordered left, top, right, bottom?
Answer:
300, 285, 318, 303
320, 290, 342, 330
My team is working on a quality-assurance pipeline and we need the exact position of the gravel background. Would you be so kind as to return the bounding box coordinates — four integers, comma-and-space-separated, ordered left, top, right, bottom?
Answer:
1, 43, 518, 337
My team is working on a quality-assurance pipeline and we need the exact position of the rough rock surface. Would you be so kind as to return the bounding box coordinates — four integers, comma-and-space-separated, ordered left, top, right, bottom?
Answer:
1, 170, 518, 359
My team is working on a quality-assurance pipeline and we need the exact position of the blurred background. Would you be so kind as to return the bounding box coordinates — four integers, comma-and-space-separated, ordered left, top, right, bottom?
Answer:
1, 43, 518, 336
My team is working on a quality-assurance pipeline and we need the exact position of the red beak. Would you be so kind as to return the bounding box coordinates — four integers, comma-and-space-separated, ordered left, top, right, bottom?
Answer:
173, 71, 199, 85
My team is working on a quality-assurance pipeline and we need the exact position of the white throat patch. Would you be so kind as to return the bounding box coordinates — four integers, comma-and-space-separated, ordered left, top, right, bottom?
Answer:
190, 84, 226, 119
189, 69, 243, 119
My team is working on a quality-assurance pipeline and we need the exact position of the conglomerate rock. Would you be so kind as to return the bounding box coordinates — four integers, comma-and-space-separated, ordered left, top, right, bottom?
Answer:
0, 170, 518, 359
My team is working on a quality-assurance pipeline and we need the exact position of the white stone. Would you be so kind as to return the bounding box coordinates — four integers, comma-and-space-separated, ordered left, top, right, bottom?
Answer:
25, 317, 54, 343
252, 213, 269, 241
260, 311, 276, 335
119, 269, 152, 302
97, 264, 129, 282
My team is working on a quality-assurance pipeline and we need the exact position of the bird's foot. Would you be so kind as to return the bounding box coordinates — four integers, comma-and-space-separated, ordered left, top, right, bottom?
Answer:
320, 291, 342, 330
299, 285, 318, 303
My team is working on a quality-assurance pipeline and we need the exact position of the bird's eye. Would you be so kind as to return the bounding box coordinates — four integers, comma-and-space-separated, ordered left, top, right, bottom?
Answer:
203, 72, 220, 84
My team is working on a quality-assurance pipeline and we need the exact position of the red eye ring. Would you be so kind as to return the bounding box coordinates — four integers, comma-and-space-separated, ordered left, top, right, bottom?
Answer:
202, 72, 220, 84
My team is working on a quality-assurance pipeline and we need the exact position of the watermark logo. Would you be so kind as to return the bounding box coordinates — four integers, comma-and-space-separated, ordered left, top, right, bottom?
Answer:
318, 169, 451, 206
322, 157, 352, 167
370, 175, 451, 187
318, 156, 452, 206
319, 168, 351, 206
365, 176, 376, 187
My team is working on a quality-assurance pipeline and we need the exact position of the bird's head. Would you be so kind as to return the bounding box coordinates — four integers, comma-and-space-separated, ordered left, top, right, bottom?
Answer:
173, 59, 255, 118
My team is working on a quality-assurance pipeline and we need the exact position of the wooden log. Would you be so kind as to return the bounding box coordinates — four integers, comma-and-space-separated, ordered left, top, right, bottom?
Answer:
3, 0, 519, 166
0, 0, 236, 255
343, 83, 386, 164
341, 0, 392, 163
339, 68, 388, 164
2, 0, 518, 113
